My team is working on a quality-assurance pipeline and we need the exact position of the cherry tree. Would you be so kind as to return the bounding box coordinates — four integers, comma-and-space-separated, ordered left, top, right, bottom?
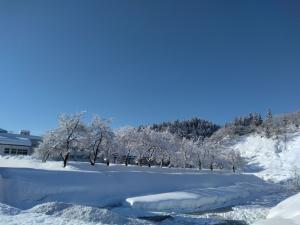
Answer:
133, 127, 156, 167
37, 112, 86, 167
228, 149, 243, 172
190, 138, 205, 170
177, 138, 194, 168
34, 130, 60, 162
85, 116, 114, 166
154, 131, 177, 167
115, 126, 138, 166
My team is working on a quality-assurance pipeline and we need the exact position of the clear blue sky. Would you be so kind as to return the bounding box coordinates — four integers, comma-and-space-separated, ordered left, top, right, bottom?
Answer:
1, 0, 300, 135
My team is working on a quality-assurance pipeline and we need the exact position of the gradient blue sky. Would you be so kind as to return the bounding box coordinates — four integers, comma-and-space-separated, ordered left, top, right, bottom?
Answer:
1, 0, 300, 135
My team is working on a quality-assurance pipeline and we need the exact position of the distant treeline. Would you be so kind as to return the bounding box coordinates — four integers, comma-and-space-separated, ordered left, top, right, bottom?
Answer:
148, 118, 221, 141
147, 109, 300, 140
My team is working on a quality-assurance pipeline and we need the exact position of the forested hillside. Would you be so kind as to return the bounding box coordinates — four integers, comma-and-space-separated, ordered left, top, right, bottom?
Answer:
149, 118, 220, 140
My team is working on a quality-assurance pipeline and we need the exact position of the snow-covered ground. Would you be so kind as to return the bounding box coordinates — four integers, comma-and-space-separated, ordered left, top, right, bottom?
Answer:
0, 202, 153, 225
125, 182, 279, 212
253, 192, 300, 225
233, 131, 300, 182
1, 132, 299, 225
0, 156, 267, 210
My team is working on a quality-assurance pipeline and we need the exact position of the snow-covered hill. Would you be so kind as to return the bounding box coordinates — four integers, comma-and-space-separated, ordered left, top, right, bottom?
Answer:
232, 130, 300, 182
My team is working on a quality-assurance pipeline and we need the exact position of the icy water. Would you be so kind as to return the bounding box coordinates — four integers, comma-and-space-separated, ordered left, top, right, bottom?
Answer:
139, 213, 248, 225
136, 206, 248, 225
216, 221, 247, 225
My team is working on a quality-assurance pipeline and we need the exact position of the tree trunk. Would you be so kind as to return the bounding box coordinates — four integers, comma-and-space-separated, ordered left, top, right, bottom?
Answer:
63, 153, 70, 168
90, 157, 95, 166
160, 159, 164, 168
198, 160, 202, 170
210, 163, 213, 171
42, 152, 50, 163
89, 154, 96, 166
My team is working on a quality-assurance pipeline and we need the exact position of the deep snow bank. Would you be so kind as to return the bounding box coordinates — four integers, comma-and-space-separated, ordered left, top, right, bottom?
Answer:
233, 131, 300, 182
0, 202, 151, 225
126, 182, 280, 212
253, 192, 300, 225
0, 157, 264, 209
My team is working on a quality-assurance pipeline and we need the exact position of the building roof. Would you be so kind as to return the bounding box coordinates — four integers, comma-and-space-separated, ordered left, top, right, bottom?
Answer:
0, 133, 31, 146
0, 128, 8, 133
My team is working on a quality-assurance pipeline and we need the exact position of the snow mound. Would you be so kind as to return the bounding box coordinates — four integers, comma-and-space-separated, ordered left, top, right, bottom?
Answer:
0, 202, 21, 215
27, 202, 131, 224
0, 202, 152, 225
27, 202, 72, 215
126, 182, 279, 212
233, 131, 300, 182
253, 192, 300, 225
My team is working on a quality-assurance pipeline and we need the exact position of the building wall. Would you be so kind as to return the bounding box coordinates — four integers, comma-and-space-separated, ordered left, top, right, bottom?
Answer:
0, 144, 31, 156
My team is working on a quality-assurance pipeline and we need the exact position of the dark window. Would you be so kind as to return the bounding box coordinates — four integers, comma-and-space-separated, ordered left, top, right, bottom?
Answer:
4, 148, 10, 154
11, 149, 16, 154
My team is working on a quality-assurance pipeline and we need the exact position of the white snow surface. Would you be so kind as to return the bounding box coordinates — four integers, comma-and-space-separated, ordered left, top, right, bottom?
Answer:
0, 202, 152, 225
253, 192, 300, 225
0, 133, 31, 146
0, 156, 265, 210
233, 130, 300, 182
0, 155, 291, 225
126, 182, 279, 212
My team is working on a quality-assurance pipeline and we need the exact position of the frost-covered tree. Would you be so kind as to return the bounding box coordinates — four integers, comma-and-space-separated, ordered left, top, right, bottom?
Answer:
115, 126, 139, 166
265, 109, 273, 138
191, 137, 206, 170
34, 130, 60, 162
228, 149, 243, 173
154, 131, 177, 167
177, 138, 195, 168
102, 135, 116, 166
57, 113, 86, 167
37, 112, 86, 167
85, 116, 114, 166
134, 127, 157, 167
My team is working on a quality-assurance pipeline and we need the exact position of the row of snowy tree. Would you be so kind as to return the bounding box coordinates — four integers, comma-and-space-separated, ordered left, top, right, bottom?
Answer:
35, 112, 243, 171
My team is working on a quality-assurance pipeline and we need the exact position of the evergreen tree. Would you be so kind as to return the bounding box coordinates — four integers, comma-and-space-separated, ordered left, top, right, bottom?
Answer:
265, 109, 273, 138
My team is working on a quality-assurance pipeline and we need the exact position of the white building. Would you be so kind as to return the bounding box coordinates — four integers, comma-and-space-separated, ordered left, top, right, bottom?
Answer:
0, 128, 42, 156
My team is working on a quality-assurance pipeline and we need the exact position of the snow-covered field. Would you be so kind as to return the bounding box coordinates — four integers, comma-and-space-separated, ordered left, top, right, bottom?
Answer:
1, 129, 300, 225
0, 157, 264, 210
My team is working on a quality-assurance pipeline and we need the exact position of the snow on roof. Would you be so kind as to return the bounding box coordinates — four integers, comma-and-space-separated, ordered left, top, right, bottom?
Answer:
0, 133, 31, 146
